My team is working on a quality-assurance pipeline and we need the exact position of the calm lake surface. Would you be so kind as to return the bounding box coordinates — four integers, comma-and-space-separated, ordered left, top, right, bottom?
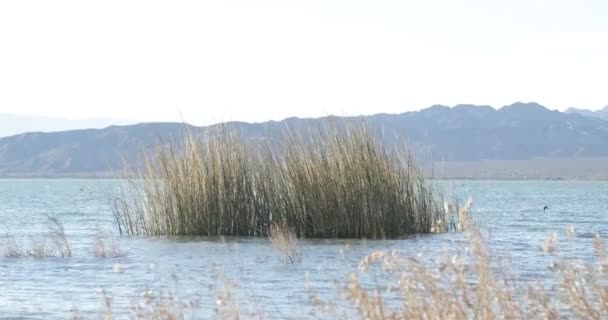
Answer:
0, 179, 606, 318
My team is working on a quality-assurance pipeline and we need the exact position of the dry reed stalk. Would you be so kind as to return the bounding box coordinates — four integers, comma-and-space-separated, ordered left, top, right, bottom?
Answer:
269, 222, 301, 263
1, 234, 23, 258
95, 235, 125, 258
543, 233, 558, 254
48, 215, 72, 257
1, 217, 72, 258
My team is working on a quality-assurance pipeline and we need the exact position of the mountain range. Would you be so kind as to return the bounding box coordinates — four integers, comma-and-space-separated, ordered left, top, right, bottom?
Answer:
1, 102, 608, 179
0, 113, 134, 138
565, 106, 608, 121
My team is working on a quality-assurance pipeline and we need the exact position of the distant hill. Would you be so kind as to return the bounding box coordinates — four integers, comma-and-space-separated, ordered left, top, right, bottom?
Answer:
1, 102, 608, 178
565, 106, 608, 121
0, 113, 134, 138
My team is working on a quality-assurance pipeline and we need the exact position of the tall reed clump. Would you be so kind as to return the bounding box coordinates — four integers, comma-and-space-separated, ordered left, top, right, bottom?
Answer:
269, 125, 441, 238
112, 123, 443, 238
112, 128, 259, 236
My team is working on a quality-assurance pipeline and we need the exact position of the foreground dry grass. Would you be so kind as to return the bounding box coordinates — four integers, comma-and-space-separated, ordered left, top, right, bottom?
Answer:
112, 124, 443, 238
96, 201, 607, 319
321, 200, 607, 320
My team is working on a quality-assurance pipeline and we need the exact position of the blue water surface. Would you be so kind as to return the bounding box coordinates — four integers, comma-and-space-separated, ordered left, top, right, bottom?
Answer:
0, 179, 606, 318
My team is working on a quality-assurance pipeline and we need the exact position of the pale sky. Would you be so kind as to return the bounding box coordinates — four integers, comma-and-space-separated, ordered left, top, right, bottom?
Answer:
1, 0, 607, 125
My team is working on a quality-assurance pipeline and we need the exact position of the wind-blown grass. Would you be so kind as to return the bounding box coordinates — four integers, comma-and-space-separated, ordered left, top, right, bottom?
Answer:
312, 201, 608, 319
269, 222, 301, 263
94, 233, 125, 258
1, 216, 72, 258
111, 123, 444, 238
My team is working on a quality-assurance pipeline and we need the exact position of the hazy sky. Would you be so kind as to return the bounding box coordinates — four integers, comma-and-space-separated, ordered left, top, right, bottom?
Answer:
1, 0, 607, 125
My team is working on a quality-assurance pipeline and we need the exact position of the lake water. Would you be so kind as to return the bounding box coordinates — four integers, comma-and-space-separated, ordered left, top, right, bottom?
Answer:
0, 179, 606, 319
